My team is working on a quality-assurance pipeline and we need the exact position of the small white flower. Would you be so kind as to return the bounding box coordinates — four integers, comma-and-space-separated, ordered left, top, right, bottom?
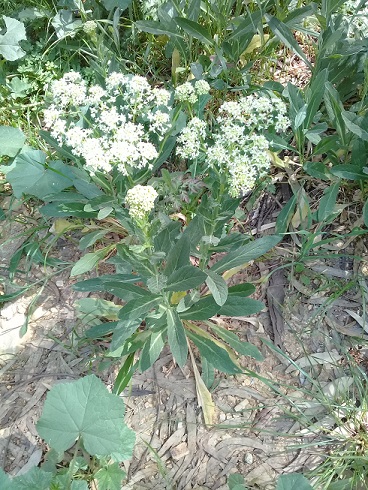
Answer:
125, 185, 158, 220
83, 20, 97, 34
194, 79, 210, 96
177, 117, 207, 159
175, 82, 197, 104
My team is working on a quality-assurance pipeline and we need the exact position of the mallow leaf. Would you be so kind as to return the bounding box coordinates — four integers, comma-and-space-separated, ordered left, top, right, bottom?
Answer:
0, 126, 26, 157
37, 375, 135, 458
0, 16, 27, 61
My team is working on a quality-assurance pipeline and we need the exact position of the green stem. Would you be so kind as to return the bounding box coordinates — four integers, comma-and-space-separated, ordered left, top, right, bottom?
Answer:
66, 437, 82, 490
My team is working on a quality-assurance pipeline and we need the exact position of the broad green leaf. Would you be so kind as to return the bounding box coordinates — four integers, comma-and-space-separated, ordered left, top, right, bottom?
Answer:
304, 161, 331, 180
265, 14, 312, 69
7, 151, 73, 199
37, 375, 135, 457
118, 295, 161, 323
51, 10, 82, 39
324, 83, 346, 145
276, 473, 313, 490
110, 321, 141, 352
71, 250, 107, 276
165, 234, 190, 276
205, 270, 228, 306
228, 473, 245, 489
147, 274, 168, 294
175, 17, 214, 46
219, 296, 265, 317
305, 68, 328, 129
135, 20, 181, 37
211, 235, 281, 274
316, 181, 340, 222
228, 283, 255, 296
74, 279, 148, 302
330, 165, 368, 181
79, 230, 108, 250
71, 481, 89, 490
210, 324, 263, 361
13, 467, 53, 489
116, 244, 154, 277
165, 265, 206, 291
73, 274, 142, 290
187, 331, 242, 374
167, 307, 188, 367
0, 469, 11, 487
201, 357, 215, 389
85, 321, 119, 339
139, 330, 166, 372
76, 298, 120, 322
179, 295, 221, 320
342, 111, 368, 142
276, 195, 297, 234
94, 463, 126, 490
0, 126, 25, 156
102, 0, 132, 10
0, 16, 27, 60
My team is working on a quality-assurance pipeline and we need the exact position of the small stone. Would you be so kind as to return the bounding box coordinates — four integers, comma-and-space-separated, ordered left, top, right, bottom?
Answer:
56, 280, 64, 288
234, 399, 249, 412
170, 442, 189, 460
244, 452, 253, 464
219, 413, 226, 422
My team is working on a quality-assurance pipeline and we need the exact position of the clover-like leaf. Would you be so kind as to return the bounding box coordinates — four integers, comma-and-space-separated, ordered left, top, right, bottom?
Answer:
0, 16, 27, 61
37, 375, 135, 458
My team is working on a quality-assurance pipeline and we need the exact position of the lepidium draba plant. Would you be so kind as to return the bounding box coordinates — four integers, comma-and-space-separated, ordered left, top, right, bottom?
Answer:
70, 81, 289, 423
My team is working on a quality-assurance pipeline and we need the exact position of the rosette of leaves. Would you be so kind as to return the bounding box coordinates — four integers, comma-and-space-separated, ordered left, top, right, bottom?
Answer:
73, 189, 280, 424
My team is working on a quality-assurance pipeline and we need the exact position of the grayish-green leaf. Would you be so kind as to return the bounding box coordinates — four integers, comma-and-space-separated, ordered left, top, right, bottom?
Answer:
316, 181, 340, 222
71, 251, 106, 276
166, 265, 206, 291
37, 375, 135, 457
210, 324, 263, 361
179, 295, 221, 320
118, 295, 161, 323
13, 467, 53, 489
175, 17, 214, 46
94, 462, 126, 490
205, 270, 228, 306
187, 331, 242, 374
140, 330, 166, 371
7, 151, 73, 199
276, 473, 313, 490
51, 10, 82, 39
167, 307, 188, 367
135, 20, 181, 37
211, 235, 280, 274
0, 126, 26, 157
219, 296, 264, 317
165, 234, 190, 276
0, 16, 27, 61
102, 0, 132, 10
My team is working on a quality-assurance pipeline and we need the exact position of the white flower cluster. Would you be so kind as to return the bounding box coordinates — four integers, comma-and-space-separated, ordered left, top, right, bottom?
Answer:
176, 94, 289, 197
83, 20, 97, 34
176, 117, 206, 159
125, 185, 158, 220
175, 80, 211, 104
340, 0, 368, 37
44, 72, 173, 176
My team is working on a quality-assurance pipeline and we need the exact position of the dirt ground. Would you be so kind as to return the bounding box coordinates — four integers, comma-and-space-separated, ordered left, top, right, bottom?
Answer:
1, 201, 367, 489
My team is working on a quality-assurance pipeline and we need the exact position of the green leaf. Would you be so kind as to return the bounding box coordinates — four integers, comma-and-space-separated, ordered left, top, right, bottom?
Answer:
265, 14, 312, 69
276, 473, 313, 490
0, 16, 27, 61
112, 353, 136, 394
51, 10, 82, 39
165, 265, 206, 291
363, 199, 368, 228
37, 375, 135, 457
330, 165, 368, 181
7, 151, 73, 199
305, 68, 328, 129
167, 308, 188, 367
118, 295, 161, 323
211, 235, 280, 274
201, 357, 215, 389
228, 473, 246, 489
179, 295, 221, 320
228, 283, 255, 297
85, 321, 118, 339
116, 244, 154, 277
205, 270, 228, 306
165, 234, 190, 276
0, 469, 11, 487
276, 195, 297, 234
219, 296, 265, 317
79, 230, 108, 250
94, 463, 126, 490
74, 279, 148, 302
110, 321, 141, 352
0, 126, 26, 156
139, 330, 166, 372
70, 251, 107, 276
187, 331, 242, 374
210, 324, 263, 361
316, 181, 340, 222
135, 20, 181, 37
342, 111, 368, 142
175, 17, 214, 46
12, 467, 53, 489
102, 0, 132, 10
